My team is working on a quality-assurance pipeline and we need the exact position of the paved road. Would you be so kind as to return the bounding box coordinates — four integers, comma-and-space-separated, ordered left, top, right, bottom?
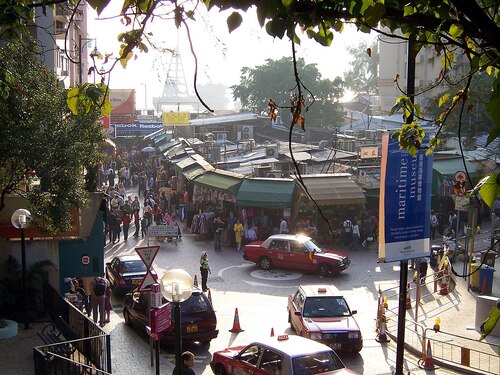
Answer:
105, 228, 460, 375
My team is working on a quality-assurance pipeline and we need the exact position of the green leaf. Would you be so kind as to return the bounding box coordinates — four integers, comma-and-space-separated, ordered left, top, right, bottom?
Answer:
227, 12, 243, 33
449, 24, 463, 38
86, 0, 111, 15
486, 126, 500, 146
438, 93, 450, 107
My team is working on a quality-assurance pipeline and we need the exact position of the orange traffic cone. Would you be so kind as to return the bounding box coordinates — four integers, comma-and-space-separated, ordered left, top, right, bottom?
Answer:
420, 339, 438, 370
207, 289, 212, 304
405, 283, 412, 310
229, 308, 244, 333
375, 318, 390, 343
439, 272, 449, 295
193, 274, 198, 288
270, 327, 274, 337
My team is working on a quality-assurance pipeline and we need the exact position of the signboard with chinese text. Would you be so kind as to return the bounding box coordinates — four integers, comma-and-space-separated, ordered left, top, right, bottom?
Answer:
378, 133, 433, 262
150, 303, 172, 334
162, 112, 190, 125
360, 146, 379, 159
147, 224, 179, 237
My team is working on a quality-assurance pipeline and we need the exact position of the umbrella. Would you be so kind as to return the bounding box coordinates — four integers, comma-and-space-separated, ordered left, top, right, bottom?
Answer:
141, 146, 156, 153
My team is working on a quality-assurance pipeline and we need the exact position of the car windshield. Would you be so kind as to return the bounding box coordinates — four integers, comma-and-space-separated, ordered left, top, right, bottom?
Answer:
292, 350, 345, 374
122, 261, 147, 273
180, 293, 210, 313
303, 239, 323, 254
302, 297, 350, 317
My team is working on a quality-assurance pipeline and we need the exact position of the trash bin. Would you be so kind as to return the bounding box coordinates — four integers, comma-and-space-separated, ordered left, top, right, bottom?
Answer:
470, 263, 479, 290
478, 266, 495, 295
481, 250, 496, 267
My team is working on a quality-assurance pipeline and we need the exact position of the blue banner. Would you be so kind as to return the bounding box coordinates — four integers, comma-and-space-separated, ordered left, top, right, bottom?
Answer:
378, 133, 433, 262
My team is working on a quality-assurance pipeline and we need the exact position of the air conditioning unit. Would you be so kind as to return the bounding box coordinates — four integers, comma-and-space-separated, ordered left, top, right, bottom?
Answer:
365, 130, 376, 139
242, 125, 253, 140
266, 171, 282, 178
297, 162, 307, 175
265, 145, 279, 158
216, 133, 227, 143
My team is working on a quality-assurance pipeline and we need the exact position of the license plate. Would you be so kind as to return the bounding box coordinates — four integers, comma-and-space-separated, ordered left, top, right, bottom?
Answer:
132, 279, 141, 284
330, 343, 342, 350
186, 324, 198, 333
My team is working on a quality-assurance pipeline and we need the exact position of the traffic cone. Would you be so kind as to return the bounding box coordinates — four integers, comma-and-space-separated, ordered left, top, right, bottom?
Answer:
405, 283, 412, 310
193, 274, 198, 288
375, 318, 390, 343
270, 327, 274, 337
421, 339, 437, 370
207, 289, 212, 304
440, 272, 449, 295
229, 308, 244, 333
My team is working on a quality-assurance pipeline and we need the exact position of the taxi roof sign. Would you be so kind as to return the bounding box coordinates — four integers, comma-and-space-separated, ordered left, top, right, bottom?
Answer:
317, 287, 327, 293
277, 335, 289, 341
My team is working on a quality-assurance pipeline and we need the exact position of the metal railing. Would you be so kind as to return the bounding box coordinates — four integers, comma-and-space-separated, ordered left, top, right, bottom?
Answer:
35, 282, 112, 374
34, 335, 112, 375
378, 267, 500, 374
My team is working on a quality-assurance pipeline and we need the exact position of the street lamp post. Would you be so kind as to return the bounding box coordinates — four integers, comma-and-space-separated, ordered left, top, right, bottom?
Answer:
11, 209, 32, 330
78, 35, 100, 85
159, 269, 193, 375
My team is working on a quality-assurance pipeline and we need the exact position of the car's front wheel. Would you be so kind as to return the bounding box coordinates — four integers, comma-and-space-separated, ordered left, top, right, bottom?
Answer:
214, 364, 227, 375
259, 256, 272, 270
123, 309, 132, 326
319, 263, 332, 276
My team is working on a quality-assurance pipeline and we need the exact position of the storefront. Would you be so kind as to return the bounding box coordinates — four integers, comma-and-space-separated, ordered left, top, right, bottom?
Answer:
236, 178, 298, 235
192, 170, 244, 213
293, 173, 366, 241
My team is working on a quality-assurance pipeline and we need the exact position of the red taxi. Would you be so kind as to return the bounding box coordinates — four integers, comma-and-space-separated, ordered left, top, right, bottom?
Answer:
210, 334, 357, 374
288, 285, 363, 352
243, 234, 350, 276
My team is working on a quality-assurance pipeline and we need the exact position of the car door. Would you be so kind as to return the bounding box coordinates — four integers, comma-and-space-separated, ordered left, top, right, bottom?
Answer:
107, 258, 120, 287
289, 240, 316, 271
129, 289, 149, 326
290, 291, 306, 334
267, 240, 290, 268
232, 344, 271, 375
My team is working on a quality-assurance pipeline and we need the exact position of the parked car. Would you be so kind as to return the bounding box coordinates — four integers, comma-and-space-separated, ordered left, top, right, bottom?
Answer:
243, 234, 350, 276
105, 255, 157, 295
123, 285, 218, 345
288, 285, 363, 352
210, 334, 357, 374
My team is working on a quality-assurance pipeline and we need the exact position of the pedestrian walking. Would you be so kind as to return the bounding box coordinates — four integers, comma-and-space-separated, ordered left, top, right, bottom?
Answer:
350, 219, 361, 251
133, 208, 140, 238
104, 282, 113, 323
430, 211, 439, 240
279, 218, 289, 234
91, 274, 109, 327
226, 211, 237, 247
214, 216, 225, 252
121, 213, 130, 241
233, 219, 244, 251
199, 252, 211, 292
343, 218, 353, 246
172, 351, 196, 375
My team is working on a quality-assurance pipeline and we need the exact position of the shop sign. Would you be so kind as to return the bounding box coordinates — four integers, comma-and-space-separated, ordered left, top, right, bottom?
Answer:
162, 112, 190, 125
360, 146, 379, 159
147, 224, 179, 237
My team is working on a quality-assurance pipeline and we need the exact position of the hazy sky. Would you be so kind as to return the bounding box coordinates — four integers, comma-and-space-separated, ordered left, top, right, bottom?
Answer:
88, 5, 375, 110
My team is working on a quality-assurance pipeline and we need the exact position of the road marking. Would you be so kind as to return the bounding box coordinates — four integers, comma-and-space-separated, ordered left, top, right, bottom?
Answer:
218, 263, 253, 277
242, 280, 298, 288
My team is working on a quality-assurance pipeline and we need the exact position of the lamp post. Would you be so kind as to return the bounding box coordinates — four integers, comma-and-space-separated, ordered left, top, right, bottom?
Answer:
11, 209, 32, 330
159, 269, 193, 375
78, 35, 100, 85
